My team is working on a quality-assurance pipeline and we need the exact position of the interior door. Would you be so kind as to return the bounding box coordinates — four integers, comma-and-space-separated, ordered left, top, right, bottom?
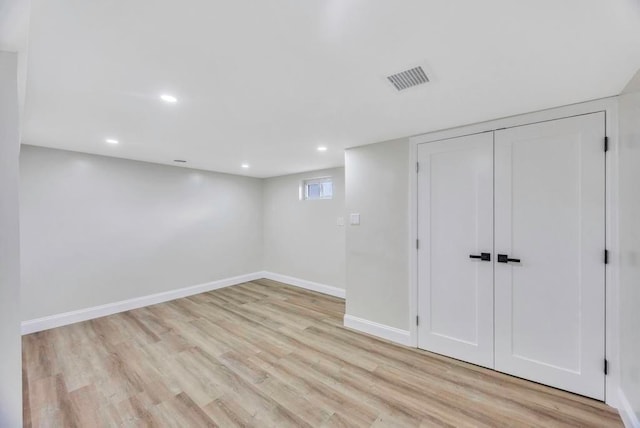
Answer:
494, 113, 606, 400
417, 132, 494, 368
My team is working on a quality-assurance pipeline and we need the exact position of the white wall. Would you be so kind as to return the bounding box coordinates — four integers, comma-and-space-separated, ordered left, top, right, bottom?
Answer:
0, 51, 22, 428
263, 167, 345, 288
20, 145, 263, 320
619, 69, 640, 423
345, 138, 410, 330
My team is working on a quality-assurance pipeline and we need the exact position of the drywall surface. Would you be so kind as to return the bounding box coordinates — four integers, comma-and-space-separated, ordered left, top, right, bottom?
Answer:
263, 167, 345, 288
0, 51, 22, 427
623, 68, 640, 94
345, 138, 410, 330
20, 145, 263, 320
619, 79, 640, 422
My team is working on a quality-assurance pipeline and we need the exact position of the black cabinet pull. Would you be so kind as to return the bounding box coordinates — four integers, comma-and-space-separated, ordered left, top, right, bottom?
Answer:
497, 254, 521, 263
469, 252, 491, 261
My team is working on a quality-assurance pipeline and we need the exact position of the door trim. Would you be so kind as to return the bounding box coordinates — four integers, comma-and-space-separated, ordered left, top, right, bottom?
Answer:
408, 97, 620, 407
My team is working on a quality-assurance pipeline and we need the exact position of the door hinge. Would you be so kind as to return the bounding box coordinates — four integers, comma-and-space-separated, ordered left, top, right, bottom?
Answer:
604, 136, 609, 152
416, 315, 419, 326
416, 239, 419, 250
604, 249, 609, 265
416, 162, 420, 173
604, 359, 609, 375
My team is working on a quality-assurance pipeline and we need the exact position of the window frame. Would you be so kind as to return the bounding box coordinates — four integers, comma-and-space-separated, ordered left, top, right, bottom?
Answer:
300, 176, 333, 201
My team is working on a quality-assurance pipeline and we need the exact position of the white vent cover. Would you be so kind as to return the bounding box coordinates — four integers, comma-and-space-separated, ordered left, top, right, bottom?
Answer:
386, 66, 429, 91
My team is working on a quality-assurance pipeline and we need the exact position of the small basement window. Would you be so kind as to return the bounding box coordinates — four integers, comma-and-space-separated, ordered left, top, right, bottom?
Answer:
301, 177, 333, 200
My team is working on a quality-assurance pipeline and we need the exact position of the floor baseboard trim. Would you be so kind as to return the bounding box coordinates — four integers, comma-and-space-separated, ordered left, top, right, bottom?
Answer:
343, 314, 411, 346
21, 272, 264, 335
619, 387, 640, 428
261, 271, 346, 299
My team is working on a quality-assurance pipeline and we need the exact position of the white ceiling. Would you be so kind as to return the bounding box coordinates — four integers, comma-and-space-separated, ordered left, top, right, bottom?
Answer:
22, 0, 640, 178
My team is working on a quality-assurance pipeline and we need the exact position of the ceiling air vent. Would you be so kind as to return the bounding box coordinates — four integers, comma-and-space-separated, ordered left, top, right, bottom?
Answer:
386, 66, 429, 91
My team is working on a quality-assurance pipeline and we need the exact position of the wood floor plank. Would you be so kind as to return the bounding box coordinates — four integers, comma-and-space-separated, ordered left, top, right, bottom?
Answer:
23, 280, 622, 427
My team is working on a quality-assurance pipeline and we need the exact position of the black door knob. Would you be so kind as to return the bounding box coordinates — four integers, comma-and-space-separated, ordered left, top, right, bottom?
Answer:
469, 252, 491, 261
497, 254, 521, 263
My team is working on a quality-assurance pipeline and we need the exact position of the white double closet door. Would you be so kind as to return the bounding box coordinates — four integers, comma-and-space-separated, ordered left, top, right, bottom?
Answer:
417, 112, 606, 400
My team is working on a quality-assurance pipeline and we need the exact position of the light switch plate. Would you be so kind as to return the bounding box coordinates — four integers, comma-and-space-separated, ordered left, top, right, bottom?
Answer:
337, 217, 345, 226
350, 213, 360, 225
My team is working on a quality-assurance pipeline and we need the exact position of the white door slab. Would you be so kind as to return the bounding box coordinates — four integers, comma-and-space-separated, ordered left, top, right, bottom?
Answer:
494, 112, 606, 400
417, 132, 494, 368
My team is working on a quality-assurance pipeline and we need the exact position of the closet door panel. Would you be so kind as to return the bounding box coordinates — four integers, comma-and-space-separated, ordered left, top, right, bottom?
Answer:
417, 132, 494, 368
494, 112, 605, 400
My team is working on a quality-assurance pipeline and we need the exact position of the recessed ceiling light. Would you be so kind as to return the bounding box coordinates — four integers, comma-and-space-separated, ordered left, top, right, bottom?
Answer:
105, 138, 119, 144
173, 159, 187, 163
241, 163, 250, 169
317, 146, 328, 152
160, 94, 178, 103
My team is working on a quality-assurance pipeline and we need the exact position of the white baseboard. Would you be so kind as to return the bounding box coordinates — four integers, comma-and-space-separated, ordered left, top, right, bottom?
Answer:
260, 271, 346, 299
343, 314, 411, 346
619, 388, 640, 428
21, 272, 264, 335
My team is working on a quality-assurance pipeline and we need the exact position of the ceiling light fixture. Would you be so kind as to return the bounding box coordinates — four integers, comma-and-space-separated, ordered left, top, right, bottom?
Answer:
317, 146, 328, 152
160, 94, 178, 103
241, 163, 250, 169
105, 138, 119, 144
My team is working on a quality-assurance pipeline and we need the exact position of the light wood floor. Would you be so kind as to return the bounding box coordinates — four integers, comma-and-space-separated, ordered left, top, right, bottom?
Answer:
23, 279, 622, 427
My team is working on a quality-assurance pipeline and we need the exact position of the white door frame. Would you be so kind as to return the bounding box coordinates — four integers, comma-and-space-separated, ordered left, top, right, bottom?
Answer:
408, 97, 620, 407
